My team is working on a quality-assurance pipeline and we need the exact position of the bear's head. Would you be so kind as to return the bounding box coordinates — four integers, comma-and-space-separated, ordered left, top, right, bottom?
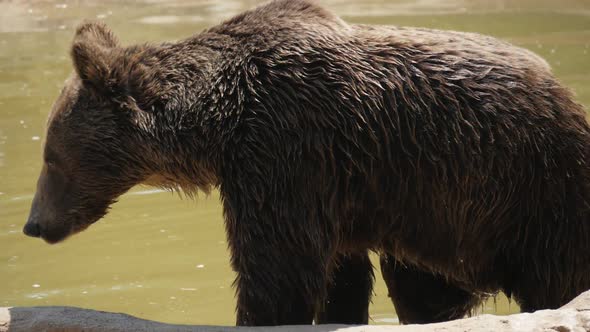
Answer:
23, 22, 159, 244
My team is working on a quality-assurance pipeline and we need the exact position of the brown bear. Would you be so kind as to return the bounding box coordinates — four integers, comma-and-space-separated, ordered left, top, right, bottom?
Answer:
23, 0, 590, 326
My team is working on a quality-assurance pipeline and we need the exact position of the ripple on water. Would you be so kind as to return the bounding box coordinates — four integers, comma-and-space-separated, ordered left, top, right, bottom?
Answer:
9, 194, 34, 202
26, 289, 62, 300
137, 15, 205, 25
180, 287, 196, 291
130, 189, 166, 196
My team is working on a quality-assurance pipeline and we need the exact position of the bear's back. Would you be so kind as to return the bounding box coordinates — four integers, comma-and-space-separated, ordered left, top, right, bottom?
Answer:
355, 24, 551, 73
206, 0, 350, 43
205, 0, 549, 75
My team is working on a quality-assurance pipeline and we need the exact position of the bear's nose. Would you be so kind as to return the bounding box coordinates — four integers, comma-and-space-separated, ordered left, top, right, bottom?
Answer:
23, 221, 41, 238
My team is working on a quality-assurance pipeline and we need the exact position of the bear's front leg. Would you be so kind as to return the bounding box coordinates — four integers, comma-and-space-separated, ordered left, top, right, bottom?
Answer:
223, 193, 332, 326
231, 235, 330, 326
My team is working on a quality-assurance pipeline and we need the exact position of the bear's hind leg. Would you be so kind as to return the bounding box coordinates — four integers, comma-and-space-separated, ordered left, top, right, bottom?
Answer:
511, 262, 590, 313
380, 254, 482, 324
315, 252, 375, 324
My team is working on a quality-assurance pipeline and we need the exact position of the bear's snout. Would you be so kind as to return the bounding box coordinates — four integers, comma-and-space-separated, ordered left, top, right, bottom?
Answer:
23, 218, 41, 238
24, 194, 42, 238
23, 208, 73, 244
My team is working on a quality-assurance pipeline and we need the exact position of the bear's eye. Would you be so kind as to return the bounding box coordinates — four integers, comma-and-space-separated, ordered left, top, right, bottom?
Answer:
44, 148, 60, 169
44, 154, 59, 169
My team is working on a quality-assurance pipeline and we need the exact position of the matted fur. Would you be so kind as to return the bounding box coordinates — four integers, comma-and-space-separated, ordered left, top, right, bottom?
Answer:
25, 0, 590, 326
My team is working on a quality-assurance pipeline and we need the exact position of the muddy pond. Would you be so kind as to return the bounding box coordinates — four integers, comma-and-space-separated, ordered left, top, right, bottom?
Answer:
0, 0, 589, 325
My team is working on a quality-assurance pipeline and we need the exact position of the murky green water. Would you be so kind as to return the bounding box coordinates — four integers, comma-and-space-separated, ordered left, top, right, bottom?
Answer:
1, 0, 589, 326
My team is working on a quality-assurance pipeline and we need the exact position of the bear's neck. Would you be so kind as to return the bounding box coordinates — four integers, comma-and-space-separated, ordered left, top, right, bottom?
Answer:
136, 33, 240, 194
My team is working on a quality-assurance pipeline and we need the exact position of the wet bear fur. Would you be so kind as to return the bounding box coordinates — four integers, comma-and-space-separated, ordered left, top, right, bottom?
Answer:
24, 0, 590, 326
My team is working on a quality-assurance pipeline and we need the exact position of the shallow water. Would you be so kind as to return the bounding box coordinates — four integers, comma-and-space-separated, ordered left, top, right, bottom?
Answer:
0, 0, 589, 325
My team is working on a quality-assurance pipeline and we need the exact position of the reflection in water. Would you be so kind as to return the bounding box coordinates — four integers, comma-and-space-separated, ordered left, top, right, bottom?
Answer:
0, 0, 589, 326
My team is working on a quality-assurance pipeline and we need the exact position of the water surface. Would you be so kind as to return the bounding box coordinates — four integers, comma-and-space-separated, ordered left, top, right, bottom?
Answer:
1, 0, 589, 325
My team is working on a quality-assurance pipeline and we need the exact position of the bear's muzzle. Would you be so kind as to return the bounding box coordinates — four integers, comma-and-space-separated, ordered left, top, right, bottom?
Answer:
23, 219, 41, 238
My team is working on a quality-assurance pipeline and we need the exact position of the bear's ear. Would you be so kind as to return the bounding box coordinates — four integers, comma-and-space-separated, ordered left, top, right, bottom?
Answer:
71, 22, 120, 92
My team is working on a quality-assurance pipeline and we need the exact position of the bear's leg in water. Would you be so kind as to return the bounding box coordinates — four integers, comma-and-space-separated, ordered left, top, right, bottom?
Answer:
380, 254, 482, 324
224, 190, 332, 326
315, 251, 374, 324
511, 255, 590, 313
